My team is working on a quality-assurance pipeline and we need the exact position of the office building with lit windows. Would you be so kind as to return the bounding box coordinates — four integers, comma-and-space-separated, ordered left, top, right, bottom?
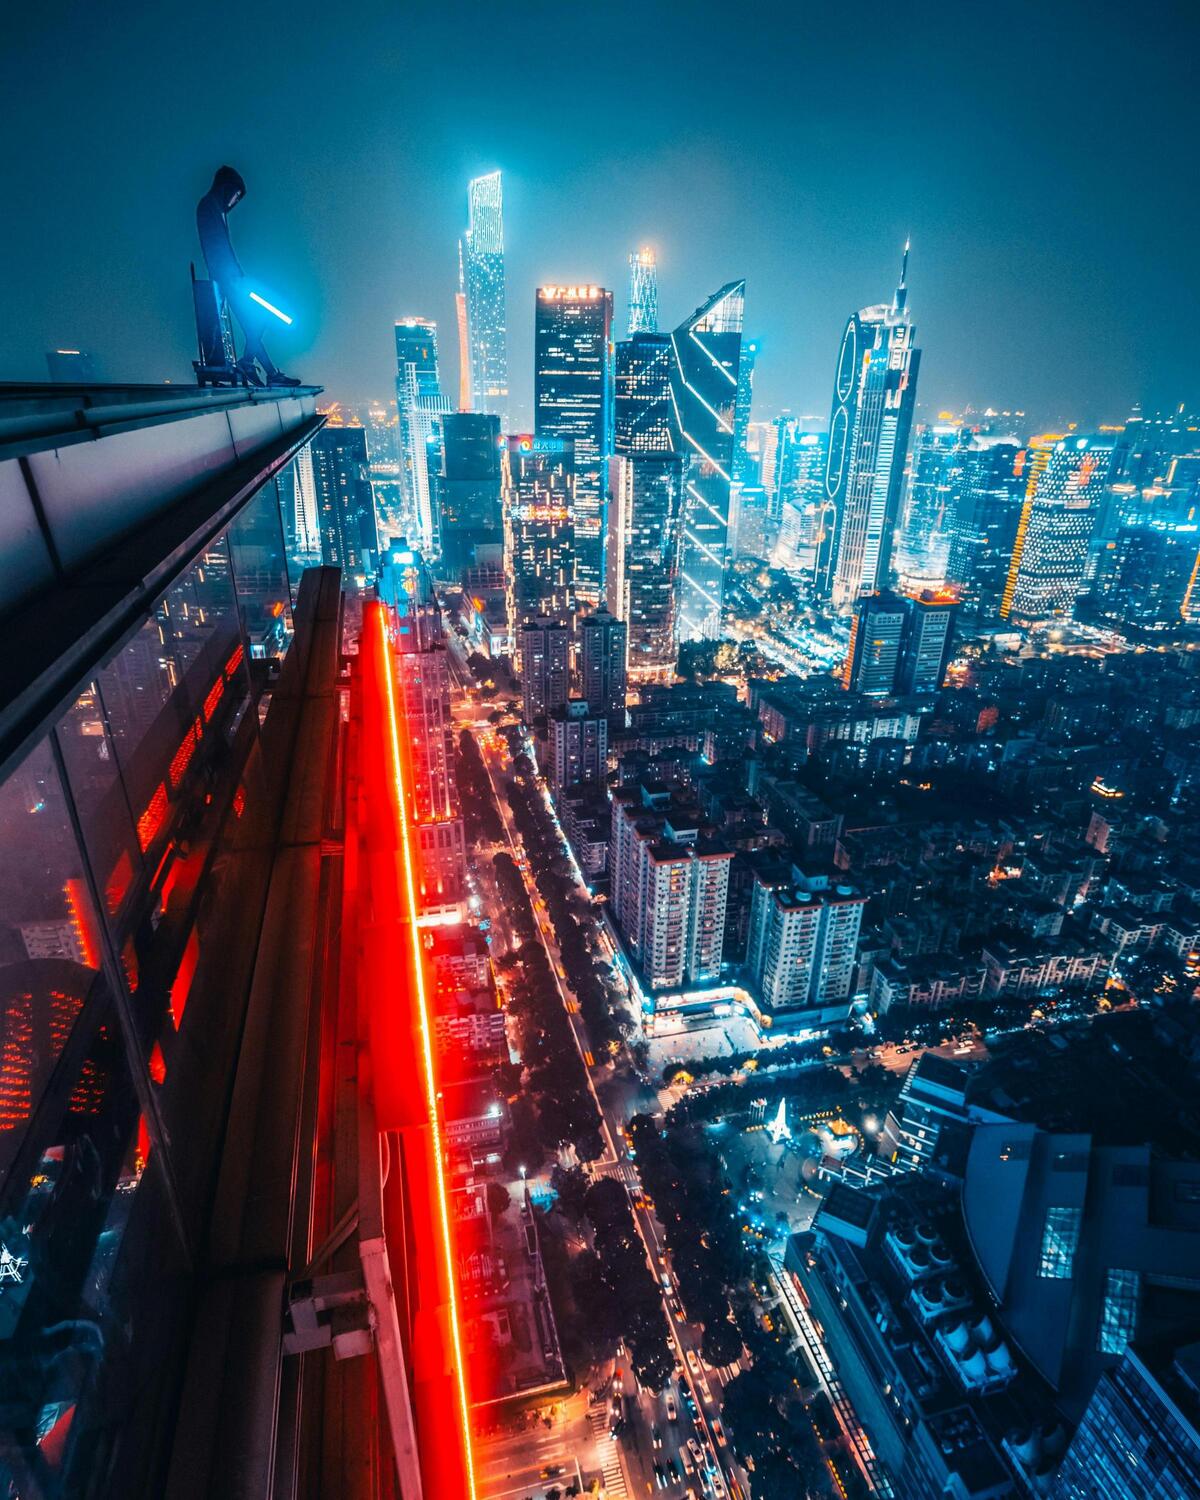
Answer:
609, 331, 685, 681
459, 170, 509, 424
609, 781, 732, 994
578, 608, 627, 725
518, 615, 570, 723
822, 249, 921, 609
310, 423, 379, 578
503, 434, 575, 634
895, 422, 966, 588
670, 281, 746, 640
1000, 436, 1114, 625
746, 865, 865, 1023
962, 1125, 1200, 1422
394, 318, 451, 553
534, 285, 613, 605
436, 410, 502, 577
944, 438, 1024, 619
1052, 1340, 1200, 1499
378, 541, 466, 917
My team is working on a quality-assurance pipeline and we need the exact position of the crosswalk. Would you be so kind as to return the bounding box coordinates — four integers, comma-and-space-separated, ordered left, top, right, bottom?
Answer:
588, 1403, 629, 1496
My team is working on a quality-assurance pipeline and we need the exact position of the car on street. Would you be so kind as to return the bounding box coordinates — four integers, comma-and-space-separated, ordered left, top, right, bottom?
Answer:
651, 1424, 663, 1449
712, 1417, 727, 1445
688, 1438, 705, 1467
665, 1392, 678, 1421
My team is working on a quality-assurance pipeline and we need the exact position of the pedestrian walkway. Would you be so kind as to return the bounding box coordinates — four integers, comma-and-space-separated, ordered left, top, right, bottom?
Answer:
587, 1399, 629, 1496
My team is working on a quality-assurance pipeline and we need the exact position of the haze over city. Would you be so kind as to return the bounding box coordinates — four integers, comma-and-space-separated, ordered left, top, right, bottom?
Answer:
4, 0, 1198, 426
2, 5, 1200, 1500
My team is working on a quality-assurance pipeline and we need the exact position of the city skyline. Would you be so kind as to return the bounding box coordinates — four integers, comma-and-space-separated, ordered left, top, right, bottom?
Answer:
3, 1, 1198, 429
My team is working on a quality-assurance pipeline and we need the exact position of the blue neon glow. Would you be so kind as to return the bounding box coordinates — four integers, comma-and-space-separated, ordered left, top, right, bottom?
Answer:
249, 291, 293, 325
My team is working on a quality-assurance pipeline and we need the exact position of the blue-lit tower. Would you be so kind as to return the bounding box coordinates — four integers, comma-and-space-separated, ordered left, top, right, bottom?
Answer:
627, 247, 659, 336
394, 319, 450, 554
459, 171, 509, 427
670, 281, 745, 640
534, 284, 614, 607
822, 245, 921, 609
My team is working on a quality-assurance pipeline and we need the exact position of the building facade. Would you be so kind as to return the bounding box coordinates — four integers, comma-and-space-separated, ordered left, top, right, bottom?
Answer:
504, 435, 575, 634
578, 608, 627, 725
746, 868, 865, 1019
671, 282, 746, 641
437, 411, 502, 577
518, 615, 570, 722
394, 318, 450, 553
310, 424, 379, 578
822, 250, 921, 609
1001, 436, 1114, 625
459, 170, 509, 424
534, 285, 613, 606
609, 782, 732, 993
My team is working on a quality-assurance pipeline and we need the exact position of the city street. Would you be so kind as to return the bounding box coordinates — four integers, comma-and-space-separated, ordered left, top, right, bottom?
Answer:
449, 635, 749, 1498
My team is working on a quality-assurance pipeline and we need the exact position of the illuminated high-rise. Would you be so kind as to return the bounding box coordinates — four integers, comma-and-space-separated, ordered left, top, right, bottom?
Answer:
822, 247, 921, 608
459, 170, 509, 424
534, 285, 614, 605
627, 247, 659, 335
504, 434, 575, 633
670, 281, 746, 640
944, 438, 1024, 619
377, 540, 466, 917
609, 332, 685, 680
394, 319, 450, 553
310, 425, 379, 578
579, 607, 627, 724
437, 411, 502, 576
895, 422, 966, 588
1000, 435, 1114, 625
732, 339, 757, 485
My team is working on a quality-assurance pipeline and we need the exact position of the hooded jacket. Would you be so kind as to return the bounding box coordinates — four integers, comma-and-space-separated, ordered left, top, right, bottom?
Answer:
196, 166, 248, 292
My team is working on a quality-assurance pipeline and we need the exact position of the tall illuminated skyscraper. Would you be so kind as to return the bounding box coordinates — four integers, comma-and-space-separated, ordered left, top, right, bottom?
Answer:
670, 281, 745, 640
610, 332, 684, 679
534, 285, 613, 606
895, 422, 968, 588
627, 247, 659, 335
732, 340, 757, 485
459, 171, 509, 425
310, 426, 379, 577
378, 540, 466, 917
1000, 435, 1114, 624
394, 319, 450, 553
822, 246, 921, 609
504, 434, 576, 634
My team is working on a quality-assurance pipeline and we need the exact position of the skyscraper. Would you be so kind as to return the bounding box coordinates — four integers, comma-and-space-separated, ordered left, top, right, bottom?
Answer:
1052, 1341, 1200, 1500
310, 426, 379, 576
732, 339, 757, 485
578, 608, 627, 724
504, 434, 575, 633
747, 868, 865, 1019
1000, 435, 1114, 625
822, 247, 921, 609
627, 247, 659, 335
895, 422, 966, 588
670, 281, 746, 640
379, 540, 466, 917
610, 332, 685, 681
518, 615, 570, 722
842, 590, 908, 695
897, 589, 957, 693
944, 438, 1024, 619
534, 285, 614, 606
609, 782, 732, 994
459, 171, 509, 424
437, 411, 502, 577
547, 700, 608, 797
394, 319, 450, 553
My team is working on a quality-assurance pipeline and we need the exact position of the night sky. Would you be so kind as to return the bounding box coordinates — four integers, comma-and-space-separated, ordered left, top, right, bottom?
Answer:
3, 0, 1196, 430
